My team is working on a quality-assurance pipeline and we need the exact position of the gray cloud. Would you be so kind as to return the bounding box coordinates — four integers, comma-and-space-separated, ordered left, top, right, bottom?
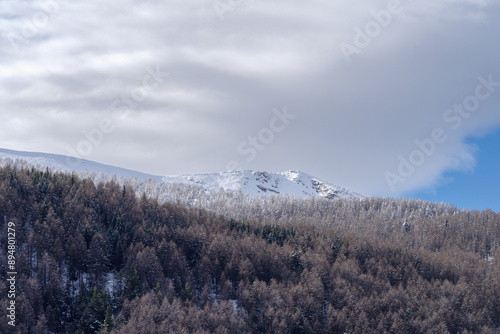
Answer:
1, 0, 499, 196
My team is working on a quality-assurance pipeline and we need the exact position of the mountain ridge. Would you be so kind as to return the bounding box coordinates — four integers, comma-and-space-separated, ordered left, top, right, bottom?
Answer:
0, 148, 362, 199
0, 147, 163, 181
162, 170, 363, 199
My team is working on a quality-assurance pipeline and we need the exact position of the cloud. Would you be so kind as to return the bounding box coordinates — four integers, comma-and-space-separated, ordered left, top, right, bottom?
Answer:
1, 0, 500, 196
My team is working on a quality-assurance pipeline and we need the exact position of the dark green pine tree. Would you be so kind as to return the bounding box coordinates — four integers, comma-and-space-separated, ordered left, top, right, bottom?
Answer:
79, 287, 109, 333
181, 282, 193, 302
108, 230, 124, 271
100, 305, 114, 333
125, 264, 142, 300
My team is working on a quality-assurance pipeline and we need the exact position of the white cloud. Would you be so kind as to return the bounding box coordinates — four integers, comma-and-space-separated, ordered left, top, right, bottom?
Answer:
1, 0, 499, 196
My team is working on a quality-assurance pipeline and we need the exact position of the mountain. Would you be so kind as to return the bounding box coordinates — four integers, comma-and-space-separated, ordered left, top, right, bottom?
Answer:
0, 148, 362, 199
0, 148, 163, 182
162, 170, 363, 199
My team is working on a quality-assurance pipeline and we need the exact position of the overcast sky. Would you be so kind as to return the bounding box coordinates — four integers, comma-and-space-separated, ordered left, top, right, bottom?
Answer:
1, 0, 500, 199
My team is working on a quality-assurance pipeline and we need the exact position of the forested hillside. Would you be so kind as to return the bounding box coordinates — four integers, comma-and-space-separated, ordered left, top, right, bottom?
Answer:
0, 166, 499, 333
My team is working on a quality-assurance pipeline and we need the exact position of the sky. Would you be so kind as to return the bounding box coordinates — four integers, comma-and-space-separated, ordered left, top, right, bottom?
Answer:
1, 0, 499, 211
410, 129, 500, 212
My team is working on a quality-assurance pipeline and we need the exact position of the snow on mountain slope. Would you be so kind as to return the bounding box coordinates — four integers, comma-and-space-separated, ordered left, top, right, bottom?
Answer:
0, 148, 362, 199
162, 170, 363, 199
0, 148, 163, 182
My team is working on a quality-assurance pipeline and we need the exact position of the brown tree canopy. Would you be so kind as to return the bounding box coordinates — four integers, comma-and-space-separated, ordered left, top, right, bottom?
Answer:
0, 166, 499, 333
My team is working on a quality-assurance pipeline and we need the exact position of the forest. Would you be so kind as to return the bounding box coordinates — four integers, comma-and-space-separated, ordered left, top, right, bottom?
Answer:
0, 165, 499, 333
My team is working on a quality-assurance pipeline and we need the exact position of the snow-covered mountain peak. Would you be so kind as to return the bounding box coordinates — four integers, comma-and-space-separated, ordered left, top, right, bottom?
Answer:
0, 148, 363, 200
162, 169, 363, 199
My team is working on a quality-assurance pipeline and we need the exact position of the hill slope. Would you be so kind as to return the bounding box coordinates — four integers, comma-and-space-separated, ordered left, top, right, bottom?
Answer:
0, 148, 361, 199
0, 148, 162, 181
